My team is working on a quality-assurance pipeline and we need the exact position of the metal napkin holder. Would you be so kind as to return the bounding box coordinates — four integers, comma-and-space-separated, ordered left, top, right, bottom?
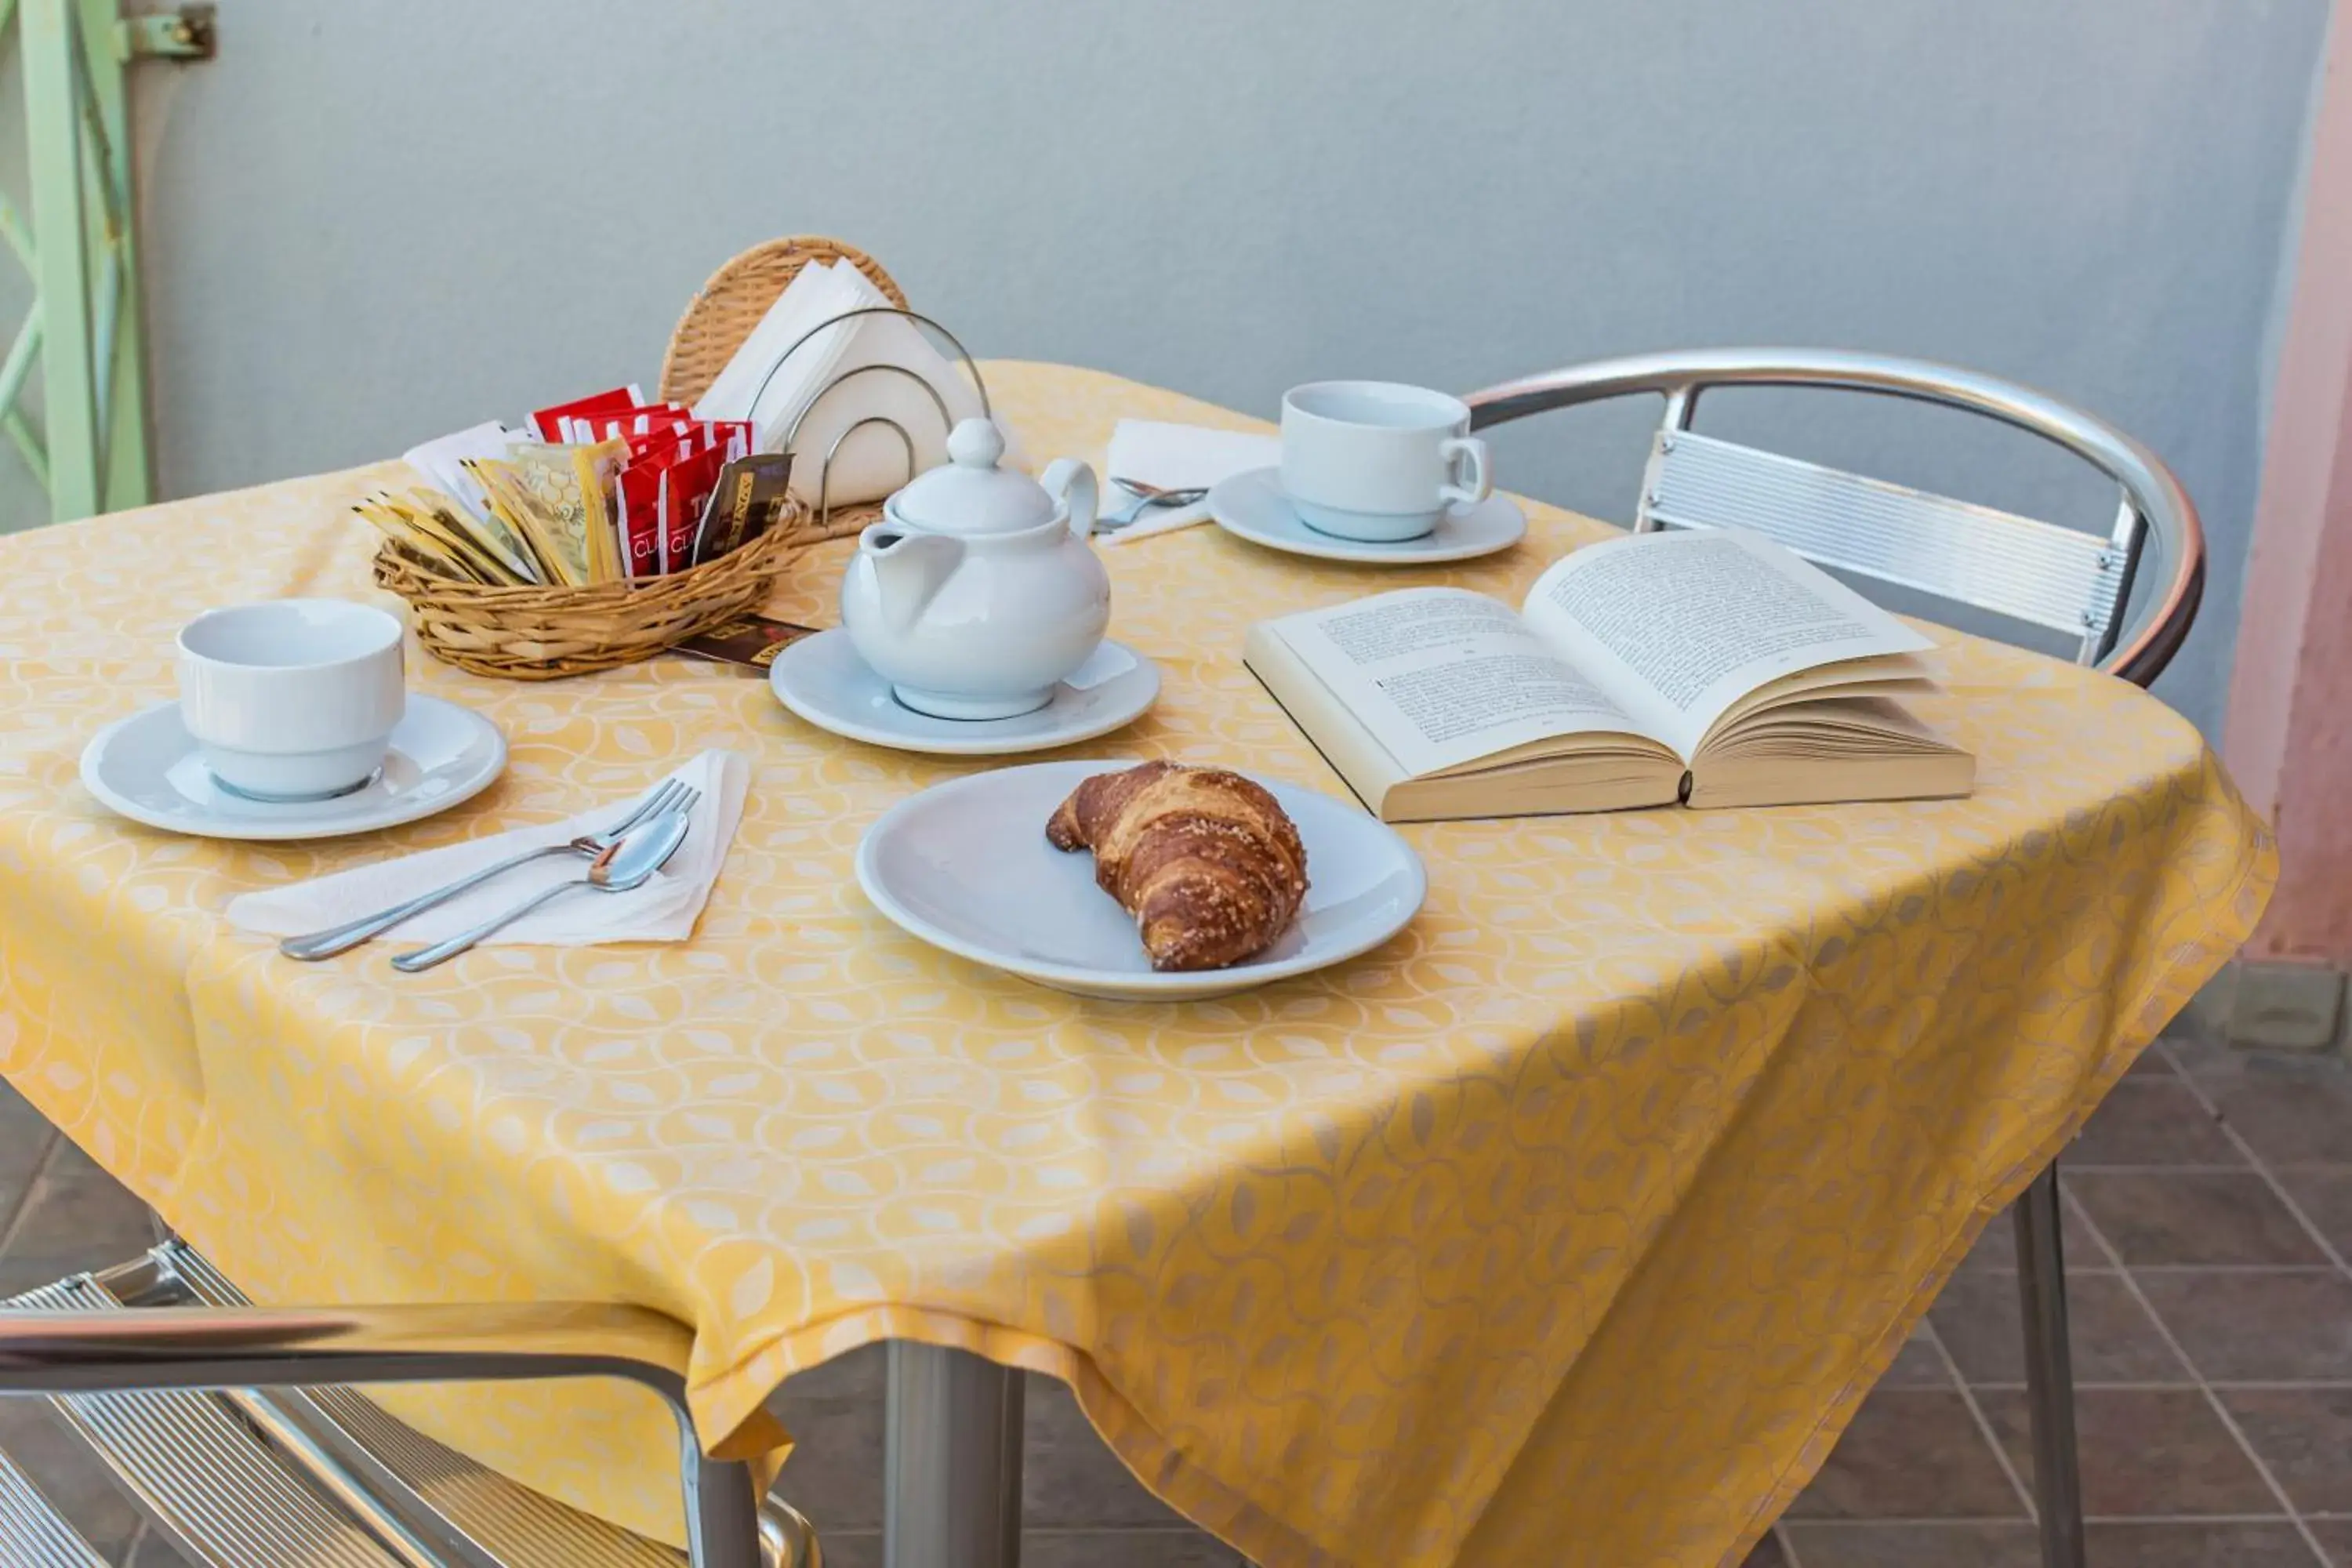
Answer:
742, 306, 993, 533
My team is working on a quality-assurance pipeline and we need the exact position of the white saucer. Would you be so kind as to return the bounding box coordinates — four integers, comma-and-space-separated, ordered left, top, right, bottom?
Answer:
80, 695, 506, 841
856, 760, 1427, 1000
1208, 467, 1527, 564
770, 631, 1160, 757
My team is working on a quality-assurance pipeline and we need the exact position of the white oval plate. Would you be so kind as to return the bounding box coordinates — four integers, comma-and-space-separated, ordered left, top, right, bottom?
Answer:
80, 695, 506, 841
771, 630, 1160, 757
1208, 466, 1526, 564
855, 760, 1427, 1000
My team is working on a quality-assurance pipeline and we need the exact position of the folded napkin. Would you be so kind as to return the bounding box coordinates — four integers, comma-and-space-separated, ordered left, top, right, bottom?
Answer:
1099, 419, 1280, 544
693, 260, 988, 510
226, 750, 750, 948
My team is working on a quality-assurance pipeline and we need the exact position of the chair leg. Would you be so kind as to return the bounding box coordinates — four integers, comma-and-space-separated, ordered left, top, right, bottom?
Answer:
2014, 1161, 2086, 1568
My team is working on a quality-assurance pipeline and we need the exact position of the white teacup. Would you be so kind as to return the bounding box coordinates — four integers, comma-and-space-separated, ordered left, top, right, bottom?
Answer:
1279, 380, 1494, 542
176, 600, 407, 800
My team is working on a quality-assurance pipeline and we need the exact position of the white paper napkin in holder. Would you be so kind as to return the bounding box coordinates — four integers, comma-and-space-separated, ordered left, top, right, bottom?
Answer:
693, 261, 992, 517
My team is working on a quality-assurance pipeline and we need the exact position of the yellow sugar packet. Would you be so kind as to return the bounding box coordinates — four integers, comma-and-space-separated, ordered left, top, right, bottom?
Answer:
354, 497, 497, 584
402, 486, 543, 586
384, 492, 532, 586
466, 444, 626, 586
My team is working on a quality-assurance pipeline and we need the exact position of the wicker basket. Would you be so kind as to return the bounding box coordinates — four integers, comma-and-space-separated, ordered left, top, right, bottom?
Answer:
372, 516, 813, 681
376, 235, 904, 680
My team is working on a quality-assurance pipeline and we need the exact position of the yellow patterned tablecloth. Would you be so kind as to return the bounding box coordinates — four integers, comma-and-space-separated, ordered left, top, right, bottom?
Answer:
0, 364, 2273, 1567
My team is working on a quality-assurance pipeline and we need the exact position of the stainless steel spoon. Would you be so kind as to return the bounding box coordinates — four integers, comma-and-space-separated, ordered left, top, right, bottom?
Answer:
389, 808, 692, 972
1095, 477, 1209, 533
280, 779, 694, 960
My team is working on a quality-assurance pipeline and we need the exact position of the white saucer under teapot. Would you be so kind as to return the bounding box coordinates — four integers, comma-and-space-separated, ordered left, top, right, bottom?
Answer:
840, 417, 1110, 720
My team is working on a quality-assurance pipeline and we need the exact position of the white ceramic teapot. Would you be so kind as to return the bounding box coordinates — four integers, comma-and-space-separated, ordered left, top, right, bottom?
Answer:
840, 417, 1109, 720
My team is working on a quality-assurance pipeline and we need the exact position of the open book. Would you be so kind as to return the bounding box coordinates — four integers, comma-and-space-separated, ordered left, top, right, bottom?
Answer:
1243, 528, 1974, 821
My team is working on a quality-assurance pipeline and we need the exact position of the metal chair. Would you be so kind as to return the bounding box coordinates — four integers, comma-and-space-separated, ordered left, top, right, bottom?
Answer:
1465, 347, 2208, 1568
0, 1240, 819, 1566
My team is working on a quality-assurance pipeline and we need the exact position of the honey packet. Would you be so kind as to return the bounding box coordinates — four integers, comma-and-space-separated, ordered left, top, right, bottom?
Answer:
467, 441, 627, 586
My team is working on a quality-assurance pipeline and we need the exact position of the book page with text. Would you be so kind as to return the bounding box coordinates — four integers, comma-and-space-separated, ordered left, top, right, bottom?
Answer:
1268, 588, 1650, 777
1521, 528, 1933, 760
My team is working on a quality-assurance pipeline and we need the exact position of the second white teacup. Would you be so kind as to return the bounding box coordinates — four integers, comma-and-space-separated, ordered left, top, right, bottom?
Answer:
176, 599, 407, 800
1279, 380, 1494, 542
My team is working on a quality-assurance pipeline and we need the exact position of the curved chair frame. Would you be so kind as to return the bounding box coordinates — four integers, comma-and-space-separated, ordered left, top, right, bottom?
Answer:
1465, 348, 2204, 690
1465, 348, 2210, 1568
0, 1243, 790, 1567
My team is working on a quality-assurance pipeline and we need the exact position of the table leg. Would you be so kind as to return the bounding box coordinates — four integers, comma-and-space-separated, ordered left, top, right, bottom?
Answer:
2014, 1161, 2086, 1568
884, 1341, 1025, 1568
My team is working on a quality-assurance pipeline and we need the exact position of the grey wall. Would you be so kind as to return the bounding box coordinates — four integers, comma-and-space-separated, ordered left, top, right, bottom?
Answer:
11, 0, 2335, 736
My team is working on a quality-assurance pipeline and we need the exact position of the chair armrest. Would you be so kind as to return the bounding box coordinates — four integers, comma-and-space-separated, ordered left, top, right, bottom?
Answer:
0, 1300, 695, 1403
0, 1297, 780, 1567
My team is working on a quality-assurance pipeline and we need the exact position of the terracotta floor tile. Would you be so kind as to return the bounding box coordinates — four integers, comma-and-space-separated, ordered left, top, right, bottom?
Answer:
2274, 1167, 2352, 1260
2071, 1079, 2242, 1167
1978, 1387, 2274, 1516
2212, 1073, 2352, 1167
2136, 1270, 2352, 1381
1023, 1530, 1242, 1566
1777, 1521, 2040, 1566
0, 1139, 158, 1296
1025, 1375, 1188, 1529
1929, 1269, 2187, 1385
818, 1530, 1241, 1568
2082, 1522, 2321, 1566
1781, 1519, 2321, 1567
2067, 1171, 2326, 1265
1783, 1388, 2024, 1519
769, 1345, 886, 1534
2306, 1518, 2352, 1566
1878, 1322, 1953, 1388
813, 1534, 879, 1568
0, 1080, 57, 1228
2220, 1388, 2352, 1515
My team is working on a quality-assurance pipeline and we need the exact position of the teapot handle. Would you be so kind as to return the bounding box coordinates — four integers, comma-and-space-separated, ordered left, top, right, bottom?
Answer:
1040, 459, 1098, 541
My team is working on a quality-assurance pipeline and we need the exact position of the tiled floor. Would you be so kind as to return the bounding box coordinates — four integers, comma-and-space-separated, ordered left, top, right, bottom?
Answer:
1762, 1035, 2352, 1568
9, 1029, 2352, 1565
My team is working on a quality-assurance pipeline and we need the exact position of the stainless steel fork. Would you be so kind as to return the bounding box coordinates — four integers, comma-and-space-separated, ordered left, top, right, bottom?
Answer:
278, 778, 692, 960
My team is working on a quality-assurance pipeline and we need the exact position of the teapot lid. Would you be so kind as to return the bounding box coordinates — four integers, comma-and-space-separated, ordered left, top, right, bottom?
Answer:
889, 419, 1056, 535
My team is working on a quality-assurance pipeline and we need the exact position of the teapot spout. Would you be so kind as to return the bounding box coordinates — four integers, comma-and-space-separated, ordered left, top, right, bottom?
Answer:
858, 527, 965, 634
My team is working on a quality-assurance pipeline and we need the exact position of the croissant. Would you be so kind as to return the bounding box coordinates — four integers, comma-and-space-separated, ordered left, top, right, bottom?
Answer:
1046, 761, 1309, 971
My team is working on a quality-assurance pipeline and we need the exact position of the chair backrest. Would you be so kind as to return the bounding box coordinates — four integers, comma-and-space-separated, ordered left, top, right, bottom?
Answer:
1463, 350, 2204, 689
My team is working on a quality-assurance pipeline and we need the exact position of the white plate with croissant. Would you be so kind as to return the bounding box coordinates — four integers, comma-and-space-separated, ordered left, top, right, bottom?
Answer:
855, 759, 1426, 1000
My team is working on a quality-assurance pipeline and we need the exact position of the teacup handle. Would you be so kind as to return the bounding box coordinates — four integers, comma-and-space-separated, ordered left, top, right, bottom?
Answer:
1040, 458, 1099, 540
1439, 436, 1493, 509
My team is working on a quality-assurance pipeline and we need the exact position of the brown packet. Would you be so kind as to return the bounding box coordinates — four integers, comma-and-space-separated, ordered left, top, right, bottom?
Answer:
689, 453, 796, 568
669, 614, 818, 673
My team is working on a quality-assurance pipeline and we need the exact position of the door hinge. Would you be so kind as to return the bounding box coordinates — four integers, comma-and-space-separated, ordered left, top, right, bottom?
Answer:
116, 4, 216, 62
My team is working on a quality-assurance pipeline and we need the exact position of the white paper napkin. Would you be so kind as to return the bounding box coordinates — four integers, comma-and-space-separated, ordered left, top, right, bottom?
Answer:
1099, 419, 1280, 544
693, 260, 986, 510
226, 750, 750, 948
